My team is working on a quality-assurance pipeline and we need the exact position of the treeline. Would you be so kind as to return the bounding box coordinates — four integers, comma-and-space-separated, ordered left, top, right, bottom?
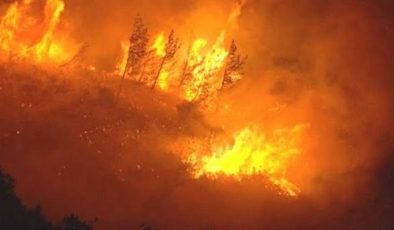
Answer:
117, 15, 246, 102
0, 169, 93, 230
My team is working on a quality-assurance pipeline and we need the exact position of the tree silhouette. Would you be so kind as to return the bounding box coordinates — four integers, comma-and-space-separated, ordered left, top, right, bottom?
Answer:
128, 15, 149, 77
179, 33, 194, 88
221, 40, 246, 90
57, 215, 93, 230
0, 169, 93, 230
152, 29, 180, 89
137, 49, 155, 83
117, 14, 149, 101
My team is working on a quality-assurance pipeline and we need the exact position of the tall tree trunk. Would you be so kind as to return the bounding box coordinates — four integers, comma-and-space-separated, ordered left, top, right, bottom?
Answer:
138, 53, 151, 82
115, 56, 130, 103
192, 80, 205, 102
179, 60, 188, 88
220, 72, 227, 90
179, 40, 192, 88
59, 43, 88, 68
151, 57, 166, 89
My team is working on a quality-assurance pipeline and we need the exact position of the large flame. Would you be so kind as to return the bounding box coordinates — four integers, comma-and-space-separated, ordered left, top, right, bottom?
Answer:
117, 40, 130, 74
151, 33, 171, 90
183, 32, 229, 101
151, 33, 166, 58
188, 125, 305, 197
0, 0, 70, 64
115, 0, 246, 101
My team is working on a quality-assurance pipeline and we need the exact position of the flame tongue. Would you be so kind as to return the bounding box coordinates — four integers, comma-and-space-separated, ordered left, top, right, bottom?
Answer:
183, 32, 229, 101
189, 125, 305, 197
115, 0, 247, 101
0, 0, 69, 64
34, 0, 65, 62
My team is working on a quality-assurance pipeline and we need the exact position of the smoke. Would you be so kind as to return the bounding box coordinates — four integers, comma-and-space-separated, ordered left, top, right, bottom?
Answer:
223, 0, 394, 202
0, 0, 394, 229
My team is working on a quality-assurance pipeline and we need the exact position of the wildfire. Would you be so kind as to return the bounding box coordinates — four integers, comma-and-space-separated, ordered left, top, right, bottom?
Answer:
116, 0, 246, 102
117, 40, 130, 74
151, 33, 172, 90
183, 32, 229, 101
151, 33, 166, 57
188, 125, 305, 197
0, 0, 71, 64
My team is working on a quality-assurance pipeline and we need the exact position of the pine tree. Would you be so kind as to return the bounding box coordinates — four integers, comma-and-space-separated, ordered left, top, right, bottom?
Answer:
221, 40, 246, 90
137, 50, 154, 83
152, 29, 180, 89
179, 33, 194, 88
179, 46, 191, 88
128, 15, 149, 77
116, 15, 149, 102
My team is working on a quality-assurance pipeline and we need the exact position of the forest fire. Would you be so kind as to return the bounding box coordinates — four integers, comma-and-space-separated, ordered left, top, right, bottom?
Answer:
117, 0, 246, 102
1, 0, 393, 229
188, 125, 305, 197
0, 0, 71, 65
1, 0, 300, 200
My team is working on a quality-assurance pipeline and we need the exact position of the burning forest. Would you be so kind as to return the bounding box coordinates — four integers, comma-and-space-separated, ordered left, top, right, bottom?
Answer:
1, 0, 394, 229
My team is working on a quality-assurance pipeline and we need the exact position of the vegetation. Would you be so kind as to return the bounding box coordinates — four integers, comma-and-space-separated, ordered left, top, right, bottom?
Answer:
0, 169, 93, 230
118, 15, 246, 103
117, 15, 150, 101
152, 29, 181, 89
221, 40, 247, 90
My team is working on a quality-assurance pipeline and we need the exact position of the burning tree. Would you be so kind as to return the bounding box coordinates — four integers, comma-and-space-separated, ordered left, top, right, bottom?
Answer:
137, 50, 154, 83
221, 40, 246, 90
115, 20, 246, 105
59, 42, 89, 68
151, 30, 180, 89
179, 34, 195, 88
126, 15, 149, 78
117, 15, 149, 100
0, 0, 70, 64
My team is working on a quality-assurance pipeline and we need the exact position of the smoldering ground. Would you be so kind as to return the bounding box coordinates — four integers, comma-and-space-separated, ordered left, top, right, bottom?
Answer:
0, 0, 394, 229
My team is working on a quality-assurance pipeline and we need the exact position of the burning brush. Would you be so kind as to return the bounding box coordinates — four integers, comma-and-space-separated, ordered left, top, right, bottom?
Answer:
0, 0, 306, 199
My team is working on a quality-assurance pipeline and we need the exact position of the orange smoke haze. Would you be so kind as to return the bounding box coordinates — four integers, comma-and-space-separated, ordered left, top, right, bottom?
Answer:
0, 0, 394, 229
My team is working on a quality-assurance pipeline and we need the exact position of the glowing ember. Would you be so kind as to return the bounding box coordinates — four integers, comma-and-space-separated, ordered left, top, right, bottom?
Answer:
188, 125, 305, 197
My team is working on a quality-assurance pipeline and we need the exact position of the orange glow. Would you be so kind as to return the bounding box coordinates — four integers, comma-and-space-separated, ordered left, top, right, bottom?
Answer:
0, 0, 71, 65
114, 0, 246, 101
184, 32, 229, 101
151, 33, 166, 57
151, 33, 172, 90
157, 71, 170, 90
117, 40, 130, 74
188, 125, 306, 197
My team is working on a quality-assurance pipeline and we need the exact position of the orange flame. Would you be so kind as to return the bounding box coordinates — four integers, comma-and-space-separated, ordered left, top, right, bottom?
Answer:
115, 0, 246, 101
117, 40, 129, 74
34, 0, 65, 62
188, 124, 305, 197
151, 33, 166, 57
0, 0, 71, 64
184, 32, 229, 101
151, 33, 171, 90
